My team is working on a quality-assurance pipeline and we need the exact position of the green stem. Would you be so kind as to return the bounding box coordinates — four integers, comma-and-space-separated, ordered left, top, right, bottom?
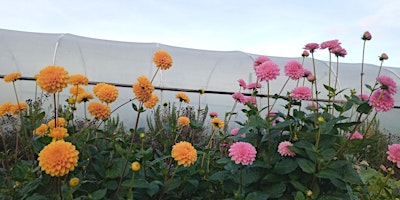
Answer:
360, 40, 366, 95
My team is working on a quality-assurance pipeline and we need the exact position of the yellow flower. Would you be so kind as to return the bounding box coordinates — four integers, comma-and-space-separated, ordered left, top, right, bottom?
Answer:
36, 66, 69, 93
69, 74, 88, 85
93, 83, 118, 104
38, 140, 79, 177
93, 83, 107, 96
132, 76, 154, 102
171, 141, 197, 167
33, 124, 49, 136
11, 102, 28, 115
131, 161, 141, 172
88, 101, 110, 120
0, 102, 14, 116
69, 177, 80, 187
69, 86, 85, 96
140, 133, 145, 138
4, 72, 22, 82
198, 88, 205, 95
144, 93, 159, 108
176, 92, 190, 103
48, 127, 69, 140
178, 116, 190, 126
211, 118, 224, 129
48, 117, 67, 128
153, 50, 173, 70
77, 92, 94, 103
67, 97, 76, 104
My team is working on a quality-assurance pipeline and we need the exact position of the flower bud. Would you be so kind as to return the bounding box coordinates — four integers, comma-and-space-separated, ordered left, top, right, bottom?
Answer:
307, 74, 316, 82
131, 161, 141, 172
302, 50, 309, 57
69, 177, 80, 187
362, 31, 372, 40
307, 190, 313, 197
379, 53, 388, 61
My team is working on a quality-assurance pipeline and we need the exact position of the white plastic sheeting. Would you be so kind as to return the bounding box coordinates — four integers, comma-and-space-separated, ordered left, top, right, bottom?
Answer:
0, 29, 399, 134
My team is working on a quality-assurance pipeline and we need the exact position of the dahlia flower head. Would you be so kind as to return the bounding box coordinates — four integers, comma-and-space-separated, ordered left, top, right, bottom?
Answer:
176, 92, 190, 103
209, 111, 218, 118
178, 116, 190, 126
237, 79, 247, 90
88, 101, 111, 120
291, 86, 312, 100
153, 50, 173, 70
362, 31, 372, 41
243, 96, 257, 105
229, 142, 257, 165
304, 43, 319, 53
377, 75, 397, 95
93, 83, 119, 104
357, 93, 369, 101
346, 131, 363, 140
368, 89, 395, 112
171, 141, 197, 167
246, 82, 262, 90
387, 144, 400, 168
331, 46, 347, 57
36, 66, 69, 93
211, 117, 224, 129
379, 53, 389, 61
38, 140, 79, 177
68, 74, 88, 85
284, 60, 304, 80
253, 56, 271, 69
133, 76, 154, 102
278, 141, 296, 157
4, 72, 22, 82
255, 61, 280, 82
144, 93, 159, 109
320, 39, 341, 50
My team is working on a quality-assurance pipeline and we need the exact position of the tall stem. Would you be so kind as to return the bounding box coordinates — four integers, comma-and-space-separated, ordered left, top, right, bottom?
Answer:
331, 56, 339, 116
360, 40, 366, 95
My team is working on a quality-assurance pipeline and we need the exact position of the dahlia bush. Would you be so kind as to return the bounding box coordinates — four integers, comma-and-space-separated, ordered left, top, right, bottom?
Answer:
0, 31, 400, 200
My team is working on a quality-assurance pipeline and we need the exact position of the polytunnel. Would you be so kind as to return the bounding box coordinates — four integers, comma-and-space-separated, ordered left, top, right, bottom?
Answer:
0, 28, 399, 135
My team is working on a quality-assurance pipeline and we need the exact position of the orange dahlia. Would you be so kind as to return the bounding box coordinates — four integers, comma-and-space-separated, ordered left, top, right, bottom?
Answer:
48, 117, 67, 128
132, 76, 154, 102
38, 140, 79, 177
178, 116, 190, 126
171, 141, 197, 167
11, 102, 28, 115
69, 74, 88, 85
211, 118, 225, 129
69, 86, 85, 96
144, 93, 159, 108
36, 66, 69, 93
176, 92, 190, 103
94, 83, 118, 104
153, 50, 173, 70
0, 102, 13, 116
88, 101, 110, 120
48, 127, 69, 140
33, 124, 49, 136
4, 72, 22, 82
77, 91, 94, 103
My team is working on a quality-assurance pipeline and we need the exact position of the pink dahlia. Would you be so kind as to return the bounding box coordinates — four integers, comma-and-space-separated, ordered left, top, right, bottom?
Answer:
346, 131, 363, 140
246, 82, 262, 90
253, 56, 271, 69
369, 89, 395, 112
377, 75, 397, 95
357, 93, 369, 101
237, 79, 247, 90
304, 43, 319, 53
284, 60, 304, 80
303, 69, 312, 77
230, 127, 239, 136
232, 92, 245, 103
320, 39, 341, 50
291, 86, 312, 100
331, 46, 347, 57
243, 96, 256, 105
362, 31, 372, 41
229, 142, 257, 165
278, 141, 296, 157
255, 61, 280, 82
209, 111, 218, 118
387, 144, 400, 168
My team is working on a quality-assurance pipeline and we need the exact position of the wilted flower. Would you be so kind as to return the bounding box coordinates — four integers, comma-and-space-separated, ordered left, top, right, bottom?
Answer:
362, 31, 372, 40
171, 141, 197, 167
88, 101, 111, 120
38, 140, 79, 177
4, 72, 22, 82
211, 117, 224, 129
291, 86, 312, 100
198, 88, 205, 94
278, 141, 296, 157
153, 50, 173, 70
36, 66, 69, 93
229, 142, 257, 165
176, 92, 190, 103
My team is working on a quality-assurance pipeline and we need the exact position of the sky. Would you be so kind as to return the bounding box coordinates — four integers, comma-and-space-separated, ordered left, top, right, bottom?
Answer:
1, 0, 399, 68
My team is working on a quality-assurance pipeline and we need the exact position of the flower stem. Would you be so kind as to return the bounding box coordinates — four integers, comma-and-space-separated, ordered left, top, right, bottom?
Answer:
360, 40, 366, 95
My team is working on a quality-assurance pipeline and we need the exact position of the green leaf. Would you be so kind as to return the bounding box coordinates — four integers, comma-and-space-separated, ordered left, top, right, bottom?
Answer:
290, 180, 308, 192
90, 189, 107, 200
357, 101, 372, 114
274, 158, 298, 174
317, 168, 341, 179
296, 158, 315, 173
319, 148, 336, 161
295, 191, 306, 200
263, 182, 286, 198
146, 181, 161, 197
245, 191, 270, 200
209, 171, 231, 181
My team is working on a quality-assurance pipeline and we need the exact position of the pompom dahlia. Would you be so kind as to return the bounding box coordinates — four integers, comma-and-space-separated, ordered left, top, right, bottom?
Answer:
38, 140, 79, 177
253, 56, 271, 69
48, 117, 67, 128
255, 61, 280, 82
88, 101, 111, 120
33, 124, 49, 136
176, 92, 190, 103
284, 60, 304, 80
4, 72, 22, 82
153, 50, 173, 70
68, 74, 88, 85
387, 144, 400, 168
278, 141, 296, 157
144, 93, 158, 108
377, 75, 397, 95
94, 83, 118, 104
369, 89, 395, 112
229, 142, 257, 165
178, 116, 190, 126
36, 66, 69, 93
77, 92, 94, 103
132, 76, 154, 102
291, 86, 312, 100
171, 141, 197, 167
48, 127, 69, 140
